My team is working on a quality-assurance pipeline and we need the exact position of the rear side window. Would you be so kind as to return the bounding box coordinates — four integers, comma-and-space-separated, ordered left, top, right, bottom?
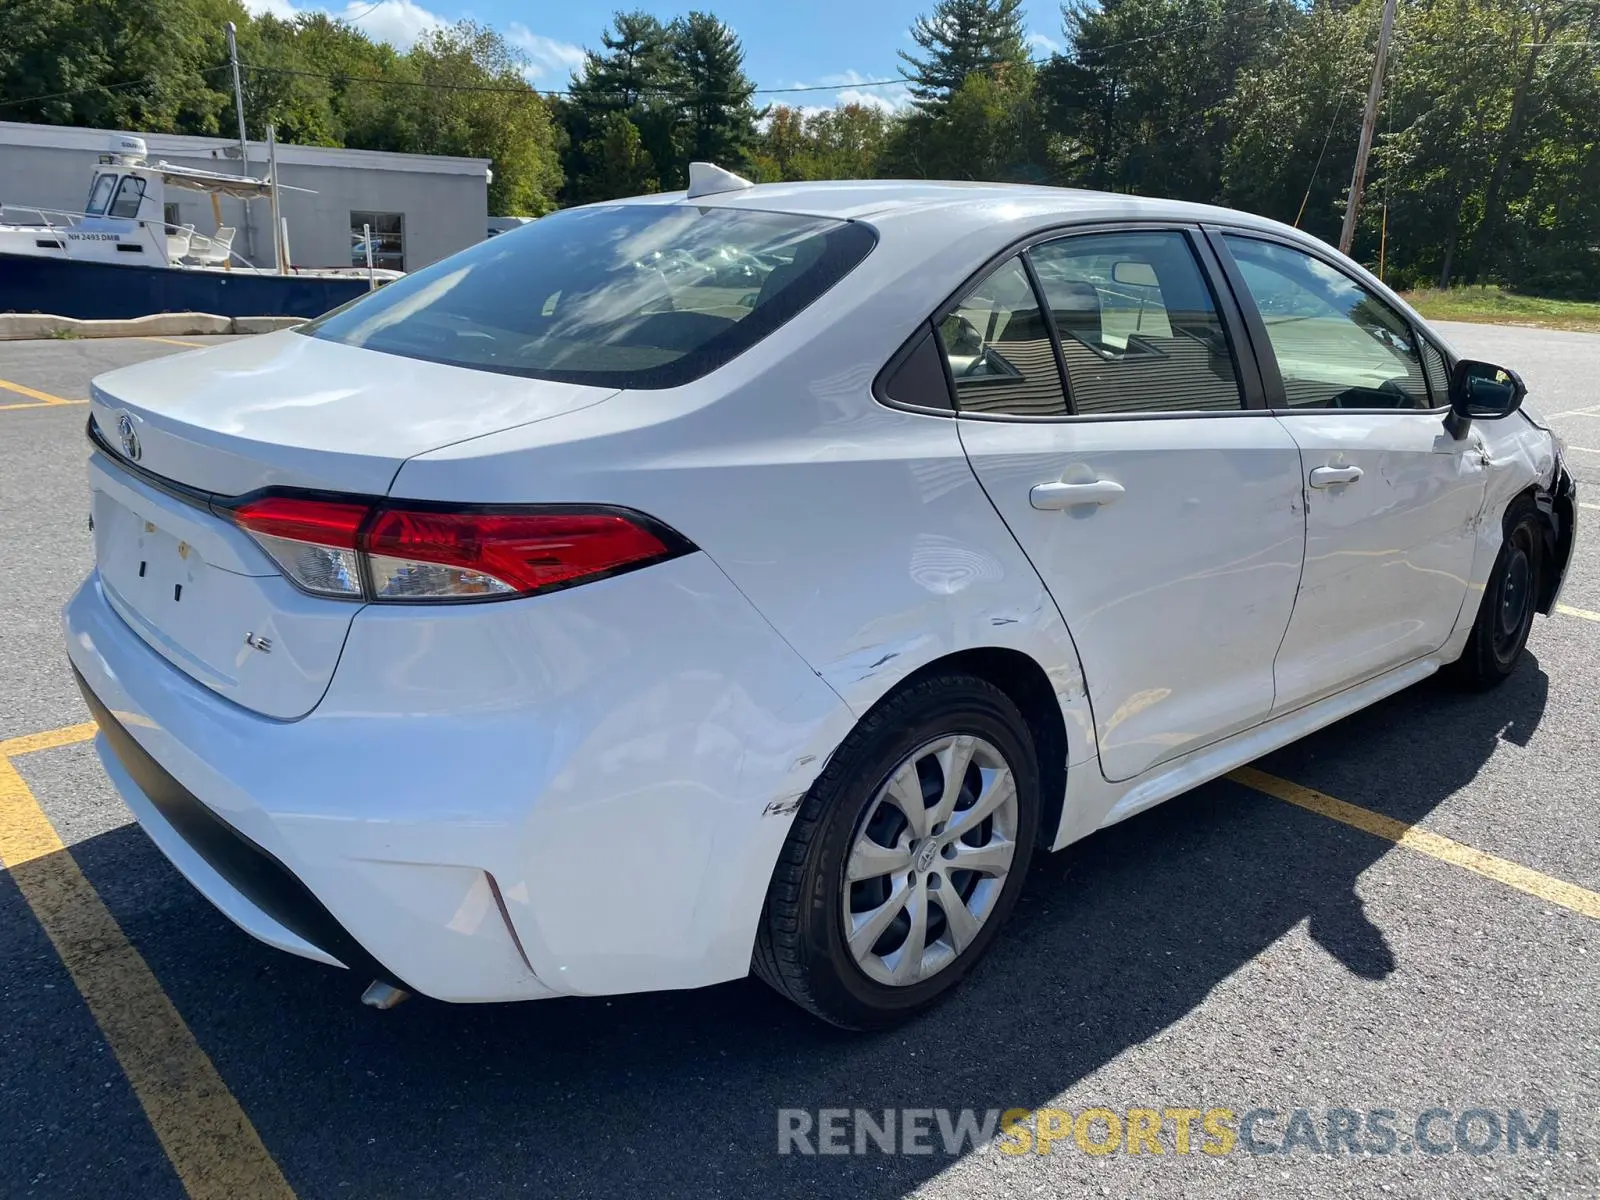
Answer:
936, 256, 1067, 416
1029, 231, 1243, 414
303, 206, 876, 389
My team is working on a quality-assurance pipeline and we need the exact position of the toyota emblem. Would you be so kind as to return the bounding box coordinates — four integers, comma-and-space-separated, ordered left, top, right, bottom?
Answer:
116, 413, 141, 461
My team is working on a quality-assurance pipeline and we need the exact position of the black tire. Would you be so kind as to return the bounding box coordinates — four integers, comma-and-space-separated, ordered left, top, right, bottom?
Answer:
753, 673, 1040, 1030
1446, 493, 1543, 689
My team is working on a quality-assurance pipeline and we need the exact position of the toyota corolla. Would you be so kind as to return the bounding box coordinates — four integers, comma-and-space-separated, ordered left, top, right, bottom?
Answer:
65, 168, 1577, 1028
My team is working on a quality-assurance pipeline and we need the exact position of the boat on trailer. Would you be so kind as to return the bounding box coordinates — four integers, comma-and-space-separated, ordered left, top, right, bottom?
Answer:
0, 133, 402, 320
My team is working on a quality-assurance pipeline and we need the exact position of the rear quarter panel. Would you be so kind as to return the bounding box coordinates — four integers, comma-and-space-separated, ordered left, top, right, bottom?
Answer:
391, 206, 1104, 779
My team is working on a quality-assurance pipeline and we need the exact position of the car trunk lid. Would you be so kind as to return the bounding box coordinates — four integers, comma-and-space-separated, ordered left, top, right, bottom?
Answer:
86, 332, 617, 718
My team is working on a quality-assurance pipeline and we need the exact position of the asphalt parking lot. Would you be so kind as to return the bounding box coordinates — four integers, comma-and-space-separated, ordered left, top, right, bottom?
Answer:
1, 324, 1596, 1199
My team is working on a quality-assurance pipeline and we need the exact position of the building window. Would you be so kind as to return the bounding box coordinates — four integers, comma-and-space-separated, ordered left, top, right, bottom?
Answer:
164, 202, 182, 230
352, 212, 404, 270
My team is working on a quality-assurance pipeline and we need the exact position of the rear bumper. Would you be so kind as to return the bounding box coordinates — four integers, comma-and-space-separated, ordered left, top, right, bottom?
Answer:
64, 554, 853, 1001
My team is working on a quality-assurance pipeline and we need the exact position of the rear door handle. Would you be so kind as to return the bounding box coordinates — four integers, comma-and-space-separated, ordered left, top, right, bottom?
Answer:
1030, 479, 1126, 510
1309, 465, 1363, 488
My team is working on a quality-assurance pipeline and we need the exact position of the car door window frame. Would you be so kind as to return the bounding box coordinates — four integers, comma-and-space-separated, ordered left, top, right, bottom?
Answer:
1203, 226, 1445, 414
874, 220, 1271, 421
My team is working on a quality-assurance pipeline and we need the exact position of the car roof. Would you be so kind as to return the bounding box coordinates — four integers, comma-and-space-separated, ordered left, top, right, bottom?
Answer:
617, 178, 1304, 241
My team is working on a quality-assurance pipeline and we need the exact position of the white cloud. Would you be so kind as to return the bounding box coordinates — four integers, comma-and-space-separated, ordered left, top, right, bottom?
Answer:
353, 0, 447, 49
1027, 31, 1063, 57
506, 24, 586, 82
780, 69, 913, 115
238, 0, 537, 54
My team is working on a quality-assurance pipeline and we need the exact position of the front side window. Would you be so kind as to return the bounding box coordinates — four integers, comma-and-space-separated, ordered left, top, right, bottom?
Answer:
1222, 235, 1429, 409
85, 173, 117, 215
937, 256, 1067, 416
1029, 231, 1243, 414
351, 211, 404, 270
108, 176, 146, 219
309, 205, 877, 389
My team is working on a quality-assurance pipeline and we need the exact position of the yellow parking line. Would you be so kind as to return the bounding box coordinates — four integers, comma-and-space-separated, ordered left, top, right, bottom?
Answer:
140, 336, 206, 349
0, 722, 99, 757
0, 750, 296, 1199
1231, 766, 1600, 920
0, 378, 80, 406
1558, 604, 1600, 622
0, 399, 89, 412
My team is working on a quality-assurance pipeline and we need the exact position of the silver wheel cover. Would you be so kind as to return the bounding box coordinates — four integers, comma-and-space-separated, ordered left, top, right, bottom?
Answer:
841, 734, 1019, 987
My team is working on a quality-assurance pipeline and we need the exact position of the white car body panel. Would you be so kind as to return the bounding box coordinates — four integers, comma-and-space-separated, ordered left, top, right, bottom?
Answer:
67, 549, 855, 1000
88, 329, 617, 495
1269, 411, 1489, 713
958, 413, 1304, 782
62, 179, 1576, 1003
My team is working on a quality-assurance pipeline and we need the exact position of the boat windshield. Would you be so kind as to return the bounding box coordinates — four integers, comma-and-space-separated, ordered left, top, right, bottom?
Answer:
108, 176, 147, 219
85, 173, 117, 216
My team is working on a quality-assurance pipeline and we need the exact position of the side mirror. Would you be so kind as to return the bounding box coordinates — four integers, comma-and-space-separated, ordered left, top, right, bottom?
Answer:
1444, 359, 1527, 439
1111, 261, 1159, 288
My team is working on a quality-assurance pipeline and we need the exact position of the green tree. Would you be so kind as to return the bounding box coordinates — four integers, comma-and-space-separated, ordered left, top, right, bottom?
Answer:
561, 11, 678, 202
884, 65, 1043, 181
898, 0, 1027, 109
0, 0, 238, 133
578, 109, 659, 197
669, 11, 760, 177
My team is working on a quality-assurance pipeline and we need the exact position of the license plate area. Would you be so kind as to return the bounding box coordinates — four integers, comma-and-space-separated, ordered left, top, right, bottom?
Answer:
95, 493, 213, 618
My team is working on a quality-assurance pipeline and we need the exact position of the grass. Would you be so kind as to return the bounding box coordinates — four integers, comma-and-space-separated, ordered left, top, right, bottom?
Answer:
1401, 285, 1600, 334
43, 327, 80, 340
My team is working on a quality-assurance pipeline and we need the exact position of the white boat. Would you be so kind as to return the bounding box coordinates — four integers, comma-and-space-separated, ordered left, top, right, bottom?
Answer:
0, 133, 401, 319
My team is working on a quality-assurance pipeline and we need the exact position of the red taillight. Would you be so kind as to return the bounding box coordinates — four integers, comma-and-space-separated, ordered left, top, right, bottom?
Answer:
228, 495, 685, 602
365, 509, 675, 599
232, 497, 367, 548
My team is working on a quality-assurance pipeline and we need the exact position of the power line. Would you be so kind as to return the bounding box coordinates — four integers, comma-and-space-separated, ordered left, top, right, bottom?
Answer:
0, 65, 230, 112
343, 0, 392, 24
239, 60, 924, 101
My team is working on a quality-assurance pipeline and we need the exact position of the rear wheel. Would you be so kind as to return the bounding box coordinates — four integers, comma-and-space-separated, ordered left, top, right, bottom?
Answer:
1447, 494, 1542, 689
753, 674, 1040, 1029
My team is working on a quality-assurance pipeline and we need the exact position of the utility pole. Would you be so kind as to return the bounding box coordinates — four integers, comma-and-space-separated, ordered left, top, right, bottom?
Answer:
225, 21, 255, 260
1338, 0, 1398, 255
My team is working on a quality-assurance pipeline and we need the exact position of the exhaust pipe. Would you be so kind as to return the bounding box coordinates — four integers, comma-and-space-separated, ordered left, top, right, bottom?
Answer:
361, 981, 410, 1009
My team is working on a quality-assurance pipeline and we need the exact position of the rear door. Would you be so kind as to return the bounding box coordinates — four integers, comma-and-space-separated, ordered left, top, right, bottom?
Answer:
952, 227, 1306, 783
1211, 232, 1488, 712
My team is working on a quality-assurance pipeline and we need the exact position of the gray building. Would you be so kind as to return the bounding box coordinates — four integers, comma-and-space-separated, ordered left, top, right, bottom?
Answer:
0, 120, 491, 272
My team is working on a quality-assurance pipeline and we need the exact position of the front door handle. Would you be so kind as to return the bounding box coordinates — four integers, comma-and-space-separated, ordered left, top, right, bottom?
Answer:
1030, 479, 1126, 510
1309, 465, 1363, 488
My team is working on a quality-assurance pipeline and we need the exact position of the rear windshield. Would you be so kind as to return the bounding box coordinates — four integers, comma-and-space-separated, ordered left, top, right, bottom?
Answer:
302, 205, 877, 389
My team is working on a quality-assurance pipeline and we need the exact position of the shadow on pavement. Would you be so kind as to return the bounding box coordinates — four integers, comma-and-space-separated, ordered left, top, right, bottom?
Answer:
1, 656, 1550, 1199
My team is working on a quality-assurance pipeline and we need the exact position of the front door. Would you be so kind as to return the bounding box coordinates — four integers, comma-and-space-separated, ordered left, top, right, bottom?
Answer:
1216, 233, 1488, 712
949, 230, 1307, 782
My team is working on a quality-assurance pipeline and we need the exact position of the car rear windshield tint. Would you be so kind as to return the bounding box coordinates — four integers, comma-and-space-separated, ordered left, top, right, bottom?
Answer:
302, 205, 877, 389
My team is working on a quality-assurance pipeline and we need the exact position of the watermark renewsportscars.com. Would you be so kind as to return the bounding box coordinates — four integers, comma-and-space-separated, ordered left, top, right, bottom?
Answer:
778, 1106, 1560, 1158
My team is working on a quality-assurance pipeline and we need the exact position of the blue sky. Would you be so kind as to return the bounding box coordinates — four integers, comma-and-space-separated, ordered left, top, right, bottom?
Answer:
246, 0, 1068, 111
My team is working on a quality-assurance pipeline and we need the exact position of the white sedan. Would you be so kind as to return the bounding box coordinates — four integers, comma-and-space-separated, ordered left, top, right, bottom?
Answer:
65, 168, 1577, 1029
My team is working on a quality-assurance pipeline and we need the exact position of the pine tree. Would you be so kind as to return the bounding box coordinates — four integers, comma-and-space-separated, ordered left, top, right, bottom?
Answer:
669, 11, 760, 174
898, 0, 1028, 109
562, 12, 679, 200
567, 11, 675, 111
